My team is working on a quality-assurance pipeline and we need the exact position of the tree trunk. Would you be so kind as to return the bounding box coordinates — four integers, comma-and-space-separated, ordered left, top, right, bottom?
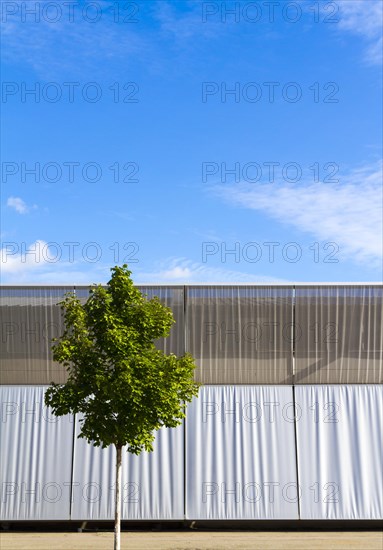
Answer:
114, 444, 122, 550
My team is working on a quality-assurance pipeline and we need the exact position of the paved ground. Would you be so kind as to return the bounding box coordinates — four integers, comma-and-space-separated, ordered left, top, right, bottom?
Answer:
1, 531, 382, 550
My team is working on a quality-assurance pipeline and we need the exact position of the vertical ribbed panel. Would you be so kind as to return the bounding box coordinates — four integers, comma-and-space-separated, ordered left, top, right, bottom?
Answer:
71, 418, 184, 520
186, 287, 293, 383
0, 386, 74, 520
295, 286, 383, 384
186, 386, 299, 519
295, 385, 383, 519
0, 287, 73, 384
2, 285, 382, 385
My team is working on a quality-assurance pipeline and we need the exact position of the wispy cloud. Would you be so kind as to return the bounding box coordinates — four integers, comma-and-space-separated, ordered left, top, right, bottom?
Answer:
1, 239, 56, 276
211, 161, 383, 268
134, 257, 289, 284
1, 0, 145, 78
6, 196, 35, 214
0, 241, 288, 284
336, 0, 383, 65
0, 239, 108, 283
154, 0, 219, 41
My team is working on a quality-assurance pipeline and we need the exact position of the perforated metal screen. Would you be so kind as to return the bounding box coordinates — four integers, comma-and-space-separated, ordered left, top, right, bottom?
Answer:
1, 285, 382, 385
294, 286, 383, 384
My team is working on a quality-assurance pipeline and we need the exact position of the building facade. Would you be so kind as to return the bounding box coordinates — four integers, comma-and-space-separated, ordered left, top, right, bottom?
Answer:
1, 284, 382, 521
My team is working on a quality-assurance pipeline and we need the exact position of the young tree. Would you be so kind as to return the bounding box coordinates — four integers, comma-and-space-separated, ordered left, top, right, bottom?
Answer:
44, 265, 199, 550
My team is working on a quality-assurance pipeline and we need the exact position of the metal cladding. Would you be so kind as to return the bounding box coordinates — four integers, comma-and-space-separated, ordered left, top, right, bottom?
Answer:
0, 286, 73, 385
187, 286, 294, 384
0, 284, 382, 521
1, 284, 382, 385
294, 286, 383, 384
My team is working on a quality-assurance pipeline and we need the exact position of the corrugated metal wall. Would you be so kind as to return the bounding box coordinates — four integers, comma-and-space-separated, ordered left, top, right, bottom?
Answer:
1, 285, 382, 521
187, 287, 293, 384
0, 287, 73, 385
1, 285, 382, 385
294, 286, 383, 384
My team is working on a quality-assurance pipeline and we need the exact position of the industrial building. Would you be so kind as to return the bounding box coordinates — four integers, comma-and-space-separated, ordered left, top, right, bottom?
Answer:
1, 284, 382, 522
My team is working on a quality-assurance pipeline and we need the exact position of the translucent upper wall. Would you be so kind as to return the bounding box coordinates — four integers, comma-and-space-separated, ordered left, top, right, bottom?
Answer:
0, 286, 73, 385
1, 285, 382, 385
186, 286, 294, 384
294, 286, 383, 384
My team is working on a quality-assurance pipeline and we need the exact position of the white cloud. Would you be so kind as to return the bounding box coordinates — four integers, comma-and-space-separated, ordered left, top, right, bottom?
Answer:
211, 161, 383, 268
335, 0, 383, 65
337, 0, 382, 38
0, 239, 109, 283
0, 241, 288, 284
1, 239, 55, 275
1, 1, 145, 78
134, 258, 289, 284
154, 1, 219, 41
366, 35, 383, 66
6, 196, 35, 214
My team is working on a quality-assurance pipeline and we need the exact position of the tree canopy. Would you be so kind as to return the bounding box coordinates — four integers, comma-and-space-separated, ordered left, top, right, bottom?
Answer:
44, 264, 199, 454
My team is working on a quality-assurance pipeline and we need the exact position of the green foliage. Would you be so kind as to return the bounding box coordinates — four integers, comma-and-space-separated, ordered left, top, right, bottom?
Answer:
45, 265, 199, 454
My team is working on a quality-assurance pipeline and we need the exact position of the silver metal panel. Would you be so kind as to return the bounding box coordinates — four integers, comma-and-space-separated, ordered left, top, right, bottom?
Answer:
0, 386, 74, 520
2, 284, 382, 386
295, 385, 383, 519
186, 386, 299, 519
71, 418, 184, 520
0, 287, 73, 385
294, 286, 383, 384
186, 287, 294, 384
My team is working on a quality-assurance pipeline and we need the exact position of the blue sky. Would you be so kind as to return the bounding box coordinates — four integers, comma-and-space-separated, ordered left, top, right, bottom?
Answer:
1, 0, 382, 284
